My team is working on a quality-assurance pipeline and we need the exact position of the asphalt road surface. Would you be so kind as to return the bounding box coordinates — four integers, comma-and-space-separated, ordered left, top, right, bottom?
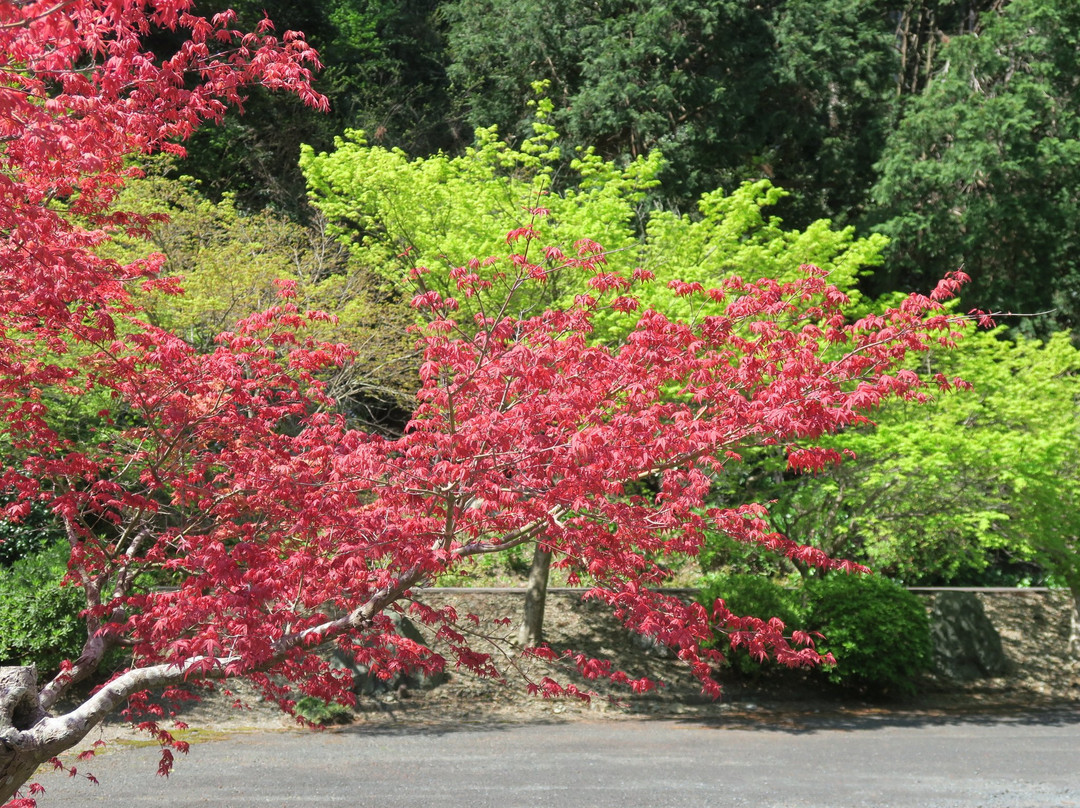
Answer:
32, 709, 1080, 808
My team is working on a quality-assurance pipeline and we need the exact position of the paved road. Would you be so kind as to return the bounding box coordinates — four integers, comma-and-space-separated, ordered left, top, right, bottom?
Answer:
33, 709, 1080, 808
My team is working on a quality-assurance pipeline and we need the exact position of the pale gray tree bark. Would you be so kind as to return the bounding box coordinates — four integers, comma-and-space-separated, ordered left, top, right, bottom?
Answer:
0, 662, 204, 803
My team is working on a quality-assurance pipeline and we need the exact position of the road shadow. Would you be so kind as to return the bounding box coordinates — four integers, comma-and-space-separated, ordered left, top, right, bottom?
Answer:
670, 702, 1080, 734
328, 713, 576, 738
323, 695, 1080, 740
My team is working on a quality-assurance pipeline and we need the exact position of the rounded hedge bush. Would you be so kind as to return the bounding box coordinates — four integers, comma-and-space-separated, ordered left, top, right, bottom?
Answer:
699, 571, 932, 695
699, 573, 806, 627
805, 573, 931, 696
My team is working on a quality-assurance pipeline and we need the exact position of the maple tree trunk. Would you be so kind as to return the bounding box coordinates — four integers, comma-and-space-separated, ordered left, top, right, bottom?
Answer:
516, 544, 552, 647
0, 667, 53, 803
0, 747, 41, 805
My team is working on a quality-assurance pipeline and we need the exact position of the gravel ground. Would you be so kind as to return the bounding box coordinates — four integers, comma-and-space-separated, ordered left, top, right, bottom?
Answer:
38, 711, 1080, 808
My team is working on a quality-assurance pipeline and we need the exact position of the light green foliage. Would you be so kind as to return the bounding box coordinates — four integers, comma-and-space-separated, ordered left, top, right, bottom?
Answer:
953, 331, 1080, 593
301, 94, 661, 314
102, 173, 306, 340
0, 542, 84, 675
590, 180, 885, 341
846, 329, 1080, 590
871, 0, 1080, 332
101, 169, 420, 422
301, 105, 886, 337
804, 573, 931, 696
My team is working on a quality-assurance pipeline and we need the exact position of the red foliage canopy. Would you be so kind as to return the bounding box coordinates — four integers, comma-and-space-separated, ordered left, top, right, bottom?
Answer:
0, 2, 974, 803
0, 0, 324, 449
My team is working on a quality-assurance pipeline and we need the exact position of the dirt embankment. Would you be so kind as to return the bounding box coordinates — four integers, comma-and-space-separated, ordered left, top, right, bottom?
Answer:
156, 588, 1078, 735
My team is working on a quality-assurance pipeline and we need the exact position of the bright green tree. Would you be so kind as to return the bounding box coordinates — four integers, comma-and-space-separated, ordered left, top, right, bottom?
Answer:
301, 104, 886, 331
970, 331, 1080, 655
301, 95, 660, 315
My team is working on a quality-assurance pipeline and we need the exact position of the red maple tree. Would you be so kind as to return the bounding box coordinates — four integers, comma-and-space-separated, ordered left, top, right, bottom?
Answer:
0, 2, 975, 804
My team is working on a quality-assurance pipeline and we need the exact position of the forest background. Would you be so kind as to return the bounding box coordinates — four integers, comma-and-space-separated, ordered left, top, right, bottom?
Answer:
3, 0, 1080, 684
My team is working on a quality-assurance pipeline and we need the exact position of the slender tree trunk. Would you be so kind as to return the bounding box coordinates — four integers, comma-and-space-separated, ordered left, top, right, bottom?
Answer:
1069, 585, 1080, 663
516, 544, 552, 648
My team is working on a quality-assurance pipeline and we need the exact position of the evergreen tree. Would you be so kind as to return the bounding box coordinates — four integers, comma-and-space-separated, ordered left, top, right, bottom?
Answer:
871, 0, 1080, 332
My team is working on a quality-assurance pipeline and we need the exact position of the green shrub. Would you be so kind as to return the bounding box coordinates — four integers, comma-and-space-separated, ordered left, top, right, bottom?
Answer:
805, 573, 931, 696
699, 572, 932, 695
0, 541, 84, 674
699, 573, 806, 627
293, 696, 354, 726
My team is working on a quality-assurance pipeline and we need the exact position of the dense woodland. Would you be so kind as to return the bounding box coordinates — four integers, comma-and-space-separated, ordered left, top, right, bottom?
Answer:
3, 0, 1080, 719
174, 0, 1080, 332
